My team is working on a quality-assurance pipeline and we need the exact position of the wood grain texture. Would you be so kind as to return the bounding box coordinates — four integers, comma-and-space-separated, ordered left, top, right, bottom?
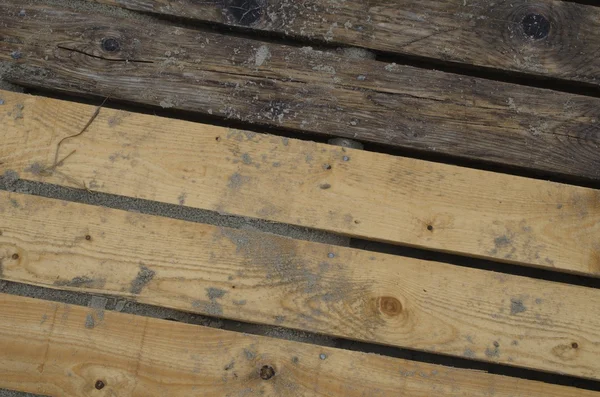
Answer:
92, 0, 600, 86
2, 295, 597, 397
1, 1, 600, 181
2, 191, 600, 380
2, 91, 600, 276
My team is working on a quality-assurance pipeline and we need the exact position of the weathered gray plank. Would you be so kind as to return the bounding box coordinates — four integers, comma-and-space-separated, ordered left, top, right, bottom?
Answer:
1, 0, 600, 180
92, 0, 600, 87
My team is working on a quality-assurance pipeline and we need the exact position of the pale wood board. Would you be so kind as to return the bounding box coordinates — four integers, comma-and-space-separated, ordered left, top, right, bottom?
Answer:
92, 0, 600, 87
1, 91, 599, 276
2, 1, 600, 181
2, 191, 600, 379
1, 294, 597, 397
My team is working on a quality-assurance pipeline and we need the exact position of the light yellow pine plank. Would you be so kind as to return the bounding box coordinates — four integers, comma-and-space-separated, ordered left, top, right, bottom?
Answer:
1, 90, 599, 276
0, 293, 597, 397
1, 191, 600, 380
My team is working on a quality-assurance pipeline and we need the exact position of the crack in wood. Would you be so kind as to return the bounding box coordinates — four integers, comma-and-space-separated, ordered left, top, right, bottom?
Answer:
56, 45, 154, 64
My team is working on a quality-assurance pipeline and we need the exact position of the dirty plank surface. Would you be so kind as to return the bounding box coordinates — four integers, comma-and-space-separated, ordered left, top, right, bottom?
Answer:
2, 91, 600, 276
2, 191, 600, 380
92, 0, 600, 86
2, 1, 600, 181
2, 294, 597, 397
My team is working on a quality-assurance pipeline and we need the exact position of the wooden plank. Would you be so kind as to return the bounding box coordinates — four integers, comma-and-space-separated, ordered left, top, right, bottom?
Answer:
1, 1, 600, 181
91, 0, 600, 87
1, 295, 597, 397
2, 91, 600, 277
2, 192, 600, 380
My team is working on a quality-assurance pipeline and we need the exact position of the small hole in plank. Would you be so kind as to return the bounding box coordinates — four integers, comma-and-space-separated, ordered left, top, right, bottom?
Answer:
85, 235, 92, 241
12, 253, 19, 260
260, 365, 275, 380
427, 225, 433, 232
95, 380, 105, 390
216, 136, 221, 142
572, 342, 579, 349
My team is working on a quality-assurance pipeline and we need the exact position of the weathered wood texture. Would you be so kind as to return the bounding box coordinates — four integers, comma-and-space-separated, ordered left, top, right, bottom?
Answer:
2, 294, 597, 397
2, 91, 600, 276
92, 0, 600, 86
2, 191, 600, 380
1, 1, 600, 181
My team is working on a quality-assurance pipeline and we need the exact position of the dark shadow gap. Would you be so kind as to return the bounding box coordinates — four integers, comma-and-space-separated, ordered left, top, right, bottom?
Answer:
350, 238, 600, 289
132, 5, 600, 99
1, 176, 599, 289
0, 280, 598, 392
21, 87, 600, 190
374, 50, 600, 98
361, 139, 600, 190
335, 337, 600, 391
564, 0, 600, 6
22, 86, 331, 146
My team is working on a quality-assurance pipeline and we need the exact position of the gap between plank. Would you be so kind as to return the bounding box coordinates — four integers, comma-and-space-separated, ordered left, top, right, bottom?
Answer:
563, 0, 600, 6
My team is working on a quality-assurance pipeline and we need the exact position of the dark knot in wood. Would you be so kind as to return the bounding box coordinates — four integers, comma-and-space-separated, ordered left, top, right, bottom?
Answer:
378, 296, 403, 317
522, 13, 550, 40
101, 37, 121, 52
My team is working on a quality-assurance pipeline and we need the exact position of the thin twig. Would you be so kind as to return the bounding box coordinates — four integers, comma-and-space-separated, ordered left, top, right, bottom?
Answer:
36, 97, 109, 191
53, 97, 109, 166
51, 169, 91, 192
40, 149, 77, 176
